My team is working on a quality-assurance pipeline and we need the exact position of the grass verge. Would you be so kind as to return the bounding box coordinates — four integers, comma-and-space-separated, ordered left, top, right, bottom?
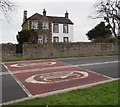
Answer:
2, 52, 119, 62
5, 80, 119, 106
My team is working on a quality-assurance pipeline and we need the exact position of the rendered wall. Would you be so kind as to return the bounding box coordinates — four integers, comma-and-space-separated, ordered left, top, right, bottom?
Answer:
52, 24, 74, 42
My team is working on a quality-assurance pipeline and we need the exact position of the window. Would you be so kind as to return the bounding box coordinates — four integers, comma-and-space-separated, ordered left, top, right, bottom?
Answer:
53, 24, 59, 33
53, 37, 59, 43
44, 37, 48, 43
38, 36, 43, 44
63, 37, 69, 42
31, 21, 38, 29
63, 24, 68, 33
42, 22, 49, 29
38, 36, 48, 44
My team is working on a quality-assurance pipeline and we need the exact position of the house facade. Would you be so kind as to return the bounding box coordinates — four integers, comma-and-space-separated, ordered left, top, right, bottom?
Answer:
22, 9, 74, 44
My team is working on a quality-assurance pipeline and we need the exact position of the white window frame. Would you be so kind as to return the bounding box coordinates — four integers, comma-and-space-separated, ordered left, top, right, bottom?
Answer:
53, 37, 59, 43
38, 36, 43, 44
63, 37, 69, 42
31, 21, 38, 29
63, 24, 69, 33
53, 23, 59, 33
42, 22, 49, 29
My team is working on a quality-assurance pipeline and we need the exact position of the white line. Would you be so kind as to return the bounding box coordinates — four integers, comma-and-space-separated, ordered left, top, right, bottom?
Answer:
12, 60, 119, 74
0, 72, 10, 76
74, 61, 119, 67
3, 64, 32, 97
3, 59, 56, 64
86, 69, 114, 80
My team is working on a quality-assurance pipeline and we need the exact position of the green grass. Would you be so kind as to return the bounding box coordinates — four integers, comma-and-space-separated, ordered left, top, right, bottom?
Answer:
7, 80, 119, 106
2, 52, 119, 62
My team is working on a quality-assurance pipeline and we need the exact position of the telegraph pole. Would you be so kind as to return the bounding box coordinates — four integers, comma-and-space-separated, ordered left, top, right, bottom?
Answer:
118, 8, 120, 36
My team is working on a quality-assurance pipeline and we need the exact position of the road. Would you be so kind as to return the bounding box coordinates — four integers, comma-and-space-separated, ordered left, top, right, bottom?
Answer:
0, 55, 119, 104
58, 55, 119, 78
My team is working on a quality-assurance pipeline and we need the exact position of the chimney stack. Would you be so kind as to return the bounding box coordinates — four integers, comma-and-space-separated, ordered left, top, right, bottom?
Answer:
23, 10, 27, 22
65, 11, 69, 18
43, 9, 46, 16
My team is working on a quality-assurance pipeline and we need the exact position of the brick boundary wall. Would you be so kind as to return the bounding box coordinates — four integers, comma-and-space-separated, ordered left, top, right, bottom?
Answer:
0, 43, 118, 60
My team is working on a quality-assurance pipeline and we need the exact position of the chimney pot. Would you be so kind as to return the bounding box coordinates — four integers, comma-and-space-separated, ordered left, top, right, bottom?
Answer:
23, 10, 27, 22
65, 11, 69, 18
43, 9, 46, 16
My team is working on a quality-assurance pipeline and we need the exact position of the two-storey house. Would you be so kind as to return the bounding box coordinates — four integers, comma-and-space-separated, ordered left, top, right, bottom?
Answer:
22, 9, 74, 44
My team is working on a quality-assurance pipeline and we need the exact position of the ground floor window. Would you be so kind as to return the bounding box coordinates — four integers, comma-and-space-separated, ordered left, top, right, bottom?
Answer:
63, 37, 69, 42
38, 36, 48, 44
53, 37, 59, 43
44, 36, 48, 43
38, 36, 43, 44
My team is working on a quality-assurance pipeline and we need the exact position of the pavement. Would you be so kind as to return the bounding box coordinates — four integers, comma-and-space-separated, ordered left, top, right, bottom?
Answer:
1, 55, 119, 105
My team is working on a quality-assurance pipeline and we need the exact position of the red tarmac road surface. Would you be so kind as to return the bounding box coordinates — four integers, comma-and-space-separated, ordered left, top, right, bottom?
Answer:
14, 67, 110, 95
5, 60, 69, 72
5, 60, 111, 96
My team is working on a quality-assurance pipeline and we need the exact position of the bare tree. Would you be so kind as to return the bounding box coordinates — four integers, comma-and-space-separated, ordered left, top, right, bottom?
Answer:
91, 0, 120, 37
0, 0, 14, 18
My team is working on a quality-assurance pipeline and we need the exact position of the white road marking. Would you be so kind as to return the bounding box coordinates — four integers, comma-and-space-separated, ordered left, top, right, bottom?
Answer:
2, 59, 119, 105
3, 64, 32, 97
0, 72, 10, 76
25, 71, 88, 84
10, 62, 57, 67
12, 60, 119, 74
75, 61, 119, 67
86, 69, 114, 80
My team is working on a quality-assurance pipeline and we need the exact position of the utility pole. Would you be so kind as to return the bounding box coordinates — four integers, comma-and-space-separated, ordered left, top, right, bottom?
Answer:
118, 8, 120, 36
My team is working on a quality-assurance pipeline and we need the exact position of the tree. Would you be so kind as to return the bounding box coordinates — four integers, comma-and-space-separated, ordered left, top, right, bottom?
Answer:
0, 0, 14, 18
86, 22, 112, 42
91, 0, 120, 37
16, 29, 38, 44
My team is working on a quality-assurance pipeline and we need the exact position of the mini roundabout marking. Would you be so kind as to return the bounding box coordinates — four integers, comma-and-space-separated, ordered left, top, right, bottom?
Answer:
25, 70, 88, 84
14, 67, 111, 95
10, 62, 57, 68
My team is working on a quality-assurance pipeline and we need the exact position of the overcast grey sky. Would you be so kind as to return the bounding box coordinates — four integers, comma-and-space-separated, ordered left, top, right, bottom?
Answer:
0, 0, 102, 43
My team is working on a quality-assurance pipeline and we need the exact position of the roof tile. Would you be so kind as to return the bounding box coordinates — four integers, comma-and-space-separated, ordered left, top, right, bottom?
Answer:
25, 13, 73, 25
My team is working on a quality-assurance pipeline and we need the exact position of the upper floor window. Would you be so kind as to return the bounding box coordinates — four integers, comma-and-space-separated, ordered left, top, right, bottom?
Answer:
63, 24, 68, 33
53, 24, 59, 33
31, 21, 38, 29
42, 22, 49, 29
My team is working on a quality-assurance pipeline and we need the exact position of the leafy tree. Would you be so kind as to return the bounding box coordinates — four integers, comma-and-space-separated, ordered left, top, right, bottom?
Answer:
86, 22, 112, 42
90, 0, 120, 37
16, 29, 38, 44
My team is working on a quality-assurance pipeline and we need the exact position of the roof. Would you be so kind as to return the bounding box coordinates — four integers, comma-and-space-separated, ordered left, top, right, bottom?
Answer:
48, 16, 73, 24
24, 13, 73, 25
27, 13, 43, 20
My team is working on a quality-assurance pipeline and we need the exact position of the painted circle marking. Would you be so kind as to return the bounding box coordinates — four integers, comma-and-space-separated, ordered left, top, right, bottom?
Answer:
25, 71, 89, 84
10, 62, 57, 67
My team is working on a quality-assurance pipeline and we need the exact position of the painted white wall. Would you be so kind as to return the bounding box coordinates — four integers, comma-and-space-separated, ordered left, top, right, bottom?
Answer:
52, 23, 74, 42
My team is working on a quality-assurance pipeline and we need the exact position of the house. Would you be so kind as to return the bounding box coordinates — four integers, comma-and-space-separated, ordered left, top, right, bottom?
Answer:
22, 9, 74, 44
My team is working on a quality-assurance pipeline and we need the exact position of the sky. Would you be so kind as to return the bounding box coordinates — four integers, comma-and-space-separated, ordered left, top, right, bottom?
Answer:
0, 0, 102, 44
